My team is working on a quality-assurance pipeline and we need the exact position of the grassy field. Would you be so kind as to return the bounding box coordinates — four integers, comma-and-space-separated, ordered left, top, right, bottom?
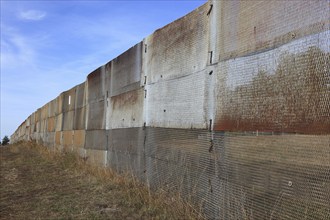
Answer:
0, 142, 202, 220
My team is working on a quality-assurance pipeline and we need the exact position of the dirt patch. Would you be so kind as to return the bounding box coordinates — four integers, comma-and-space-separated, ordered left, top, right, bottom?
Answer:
0, 143, 202, 220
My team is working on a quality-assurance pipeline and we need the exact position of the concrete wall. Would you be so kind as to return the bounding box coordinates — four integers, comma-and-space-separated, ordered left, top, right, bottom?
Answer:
11, 1, 330, 219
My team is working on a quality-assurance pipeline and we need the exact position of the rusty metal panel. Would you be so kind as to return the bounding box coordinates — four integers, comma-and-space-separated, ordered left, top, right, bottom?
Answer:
146, 70, 209, 129
85, 130, 107, 150
110, 42, 142, 96
216, 0, 330, 61
73, 130, 85, 149
214, 32, 330, 134
144, 3, 209, 85
107, 88, 144, 129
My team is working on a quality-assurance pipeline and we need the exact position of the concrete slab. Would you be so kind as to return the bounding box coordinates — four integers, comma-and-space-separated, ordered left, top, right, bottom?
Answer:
110, 42, 142, 96
107, 88, 144, 129
85, 130, 107, 150
73, 130, 85, 149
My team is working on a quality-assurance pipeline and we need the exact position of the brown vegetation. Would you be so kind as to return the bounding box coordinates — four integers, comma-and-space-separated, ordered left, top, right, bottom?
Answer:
0, 142, 203, 219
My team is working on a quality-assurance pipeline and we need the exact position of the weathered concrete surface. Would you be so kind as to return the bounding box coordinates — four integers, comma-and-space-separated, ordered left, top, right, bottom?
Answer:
87, 67, 104, 103
85, 130, 107, 150
86, 67, 106, 130
55, 131, 61, 149
216, 0, 330, 61
62, 111, 74, 131
144, 3, 209, 84
47, 117, 55, 132
214, 33, 330, 134
110, 42, 142, 97
86, 101, 105, 130
55, 113, 63, 131
62, 131, 73, 150
55, 93, 64, 116
108, 88, 144, 129
48, 99, 56, 117
75, 82, 86, 109
146, 71, 209, 129
107, 128, 145, 180
73, 130, 85, 149
63, 87, 76, 113
73, 107, 86, 130
11, 1, 330, 219
85, 149, 107, 166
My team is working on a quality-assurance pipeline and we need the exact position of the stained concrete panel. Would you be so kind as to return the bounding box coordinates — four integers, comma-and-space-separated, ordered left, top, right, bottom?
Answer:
75, 82, 86, 109
55, 131, 61, 146
62, 110, 74, 131
215, 0, 330, 60
55, 93, 64, 115
44, 132, 55, 148
73, 130, 85, 149
47, 117, 56, 132
48, 99, 56, 117
30, 112, 35, 126
73, 107, 86, 130
104, 62, 111, 99
87, 66, 104, 103
40, 119, 47, 133
85, 149, 107, 167
146, 70, 209, 129
62, 131, 73, 149
144, 3, 209, 85
55, 113, 63, 131
107, 88, 144, 129
214, 33, 330, 134
40, 104, 48, 120
85, 130, 107, 150
35, 109, 41, 123
63, 87, 76, 113
86, 101, 105, 130
110, 42, 142, 96
107, 127, 145, 180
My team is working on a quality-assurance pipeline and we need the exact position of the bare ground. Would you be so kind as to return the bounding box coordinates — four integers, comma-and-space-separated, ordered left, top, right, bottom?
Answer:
0, 143, 200, 220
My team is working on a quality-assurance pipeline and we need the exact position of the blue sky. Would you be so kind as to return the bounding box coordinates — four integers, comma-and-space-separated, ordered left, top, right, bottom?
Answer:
0, 0, 206, 140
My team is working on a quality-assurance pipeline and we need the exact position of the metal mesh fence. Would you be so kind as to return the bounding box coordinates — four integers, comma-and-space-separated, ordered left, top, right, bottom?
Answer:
11, 0, 330, 219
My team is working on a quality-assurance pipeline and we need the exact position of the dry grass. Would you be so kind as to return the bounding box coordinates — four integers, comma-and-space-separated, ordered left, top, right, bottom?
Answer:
0, 142, 204, 220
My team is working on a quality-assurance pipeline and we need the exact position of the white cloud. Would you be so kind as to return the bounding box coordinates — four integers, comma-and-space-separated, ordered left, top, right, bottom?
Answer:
18, 10, 46, 21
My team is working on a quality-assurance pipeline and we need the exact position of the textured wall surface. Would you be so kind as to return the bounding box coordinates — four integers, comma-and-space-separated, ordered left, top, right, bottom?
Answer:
11, 1, 330, 219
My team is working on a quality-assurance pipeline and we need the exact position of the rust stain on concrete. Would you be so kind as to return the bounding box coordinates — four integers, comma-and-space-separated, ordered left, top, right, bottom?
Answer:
215, 47, 330, 134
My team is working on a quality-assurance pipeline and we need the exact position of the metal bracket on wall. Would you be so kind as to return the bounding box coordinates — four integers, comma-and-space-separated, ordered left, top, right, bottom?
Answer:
207, 4, 213, 16
209, 51, 213, 64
